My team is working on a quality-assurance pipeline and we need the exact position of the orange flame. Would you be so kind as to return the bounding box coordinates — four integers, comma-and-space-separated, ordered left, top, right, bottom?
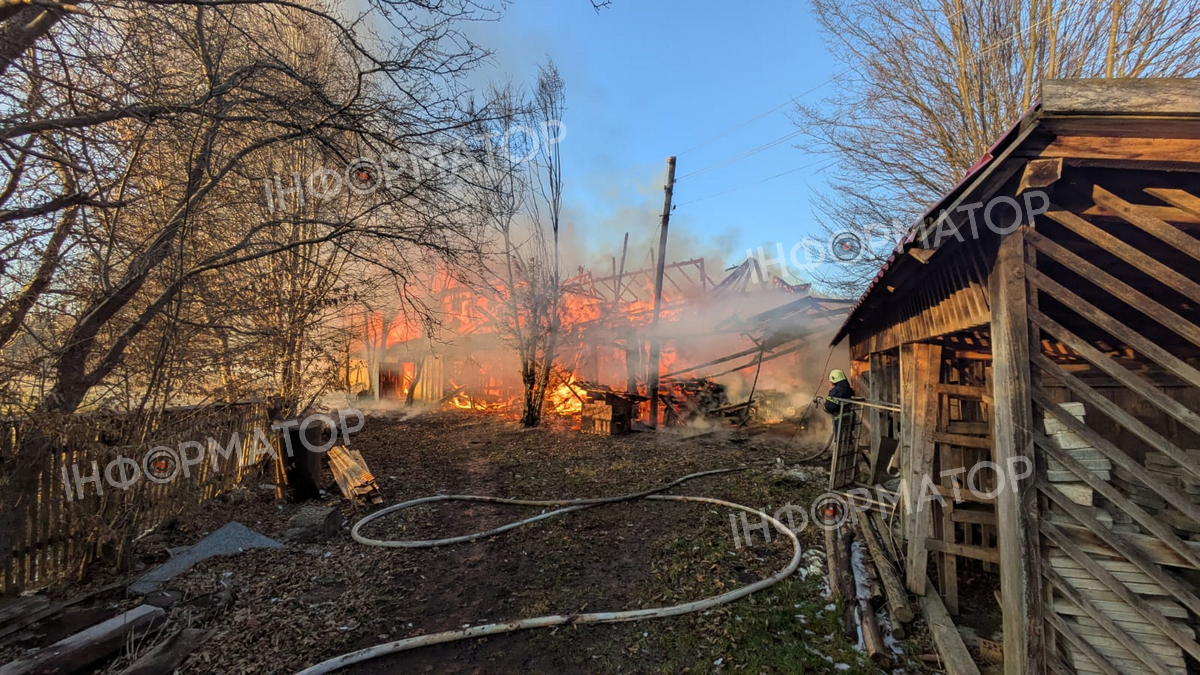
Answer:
546, 376, 588, 415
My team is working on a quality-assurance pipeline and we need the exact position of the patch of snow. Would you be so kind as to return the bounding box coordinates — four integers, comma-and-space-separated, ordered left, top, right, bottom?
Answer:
850, 542, 870, 596
803, 645, 834, 663
877, 607, 905, 656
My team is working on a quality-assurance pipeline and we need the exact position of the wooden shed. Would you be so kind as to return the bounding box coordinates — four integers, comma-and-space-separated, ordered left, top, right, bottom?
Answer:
830, 79, 1200, 673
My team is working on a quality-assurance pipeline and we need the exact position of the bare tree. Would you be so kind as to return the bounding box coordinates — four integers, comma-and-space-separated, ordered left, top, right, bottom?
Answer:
796, 0, 1200, 295
471, 62, 566, 428
0, 0, 492, 414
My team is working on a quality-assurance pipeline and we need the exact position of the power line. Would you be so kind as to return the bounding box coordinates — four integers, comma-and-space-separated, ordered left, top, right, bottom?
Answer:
675, 74, 845, 158
676, 129, 803, 182
674, 157, 834, 208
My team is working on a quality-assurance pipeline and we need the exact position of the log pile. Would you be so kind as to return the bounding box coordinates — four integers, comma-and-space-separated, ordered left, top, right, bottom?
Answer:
328, 446, 383, 504
853, 508, 914, 625
824, 504, 912, 664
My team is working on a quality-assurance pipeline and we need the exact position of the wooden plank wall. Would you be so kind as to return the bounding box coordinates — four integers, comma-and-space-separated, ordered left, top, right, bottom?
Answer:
1027, 184, 1200, 673
0, 402, 276, 595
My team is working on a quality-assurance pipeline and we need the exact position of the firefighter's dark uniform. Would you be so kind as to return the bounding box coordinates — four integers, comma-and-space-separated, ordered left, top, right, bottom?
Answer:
824, 379, 855, 414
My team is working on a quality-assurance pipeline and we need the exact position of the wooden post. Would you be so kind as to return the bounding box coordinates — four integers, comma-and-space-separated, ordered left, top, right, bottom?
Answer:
612, 232, 629, 309
989, 226, 1044, 674
920, 579, 981, 675
647, 156, 676, 429
867, 353, 884, 482
902, 341, 941, 594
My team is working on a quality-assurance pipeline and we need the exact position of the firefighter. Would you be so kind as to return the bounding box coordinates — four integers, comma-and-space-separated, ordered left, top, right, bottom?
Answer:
823, 369, 854, 414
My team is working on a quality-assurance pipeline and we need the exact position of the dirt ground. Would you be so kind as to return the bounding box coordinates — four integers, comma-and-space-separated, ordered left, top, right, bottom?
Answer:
8, 411, 938, 674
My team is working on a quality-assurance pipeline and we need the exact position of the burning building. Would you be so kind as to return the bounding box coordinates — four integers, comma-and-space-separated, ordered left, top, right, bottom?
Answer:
346, 252, 853, 429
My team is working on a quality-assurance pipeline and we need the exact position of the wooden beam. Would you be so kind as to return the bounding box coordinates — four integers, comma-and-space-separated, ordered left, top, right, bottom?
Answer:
920, 576, 981, 675
117, 627, 214, 675
1025, 229, 1200, 350
1028, 305, 1200, 438
1082, 203, 1200, 225
856, 508, 915, 623
1037, 136, 1200, 163
931, 431, 993, 450
1092, 185, 1200, 264
1041, 78, 1200, 115
925, 538, 1001, 564
1050, 520, 1200, 571
989, 228, 1044, 674
1032, 350, 1200, 484
0, 604, 165, 675
1047, 611, 1121, 675
1044, 206, 1200, 306
1145, 187, 1200, 219
825, 520, 857, 638
1035, 429, 1200, 570
1026, 267, 1200, 390
1044, 566, 1173, 674
1041, 481, 1200, 620
902, 342, 941, 595
933, 383, 989, 398
865, 359, 884, 484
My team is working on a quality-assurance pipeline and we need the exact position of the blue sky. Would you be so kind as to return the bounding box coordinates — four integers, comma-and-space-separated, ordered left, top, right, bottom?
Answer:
461, 0, 842, 280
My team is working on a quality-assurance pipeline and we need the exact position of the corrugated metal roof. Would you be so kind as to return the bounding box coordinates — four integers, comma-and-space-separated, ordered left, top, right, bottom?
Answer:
829, 103, 1040, 346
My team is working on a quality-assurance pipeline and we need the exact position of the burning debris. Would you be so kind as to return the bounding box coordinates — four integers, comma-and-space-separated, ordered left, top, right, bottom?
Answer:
346, 252, 853, 434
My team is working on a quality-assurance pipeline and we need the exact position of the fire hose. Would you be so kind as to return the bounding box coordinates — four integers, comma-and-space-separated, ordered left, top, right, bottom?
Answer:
296, 468, 802, 674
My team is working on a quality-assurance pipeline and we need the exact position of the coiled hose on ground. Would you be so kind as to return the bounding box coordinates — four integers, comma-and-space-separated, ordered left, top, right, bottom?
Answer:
296, 468, 802, 674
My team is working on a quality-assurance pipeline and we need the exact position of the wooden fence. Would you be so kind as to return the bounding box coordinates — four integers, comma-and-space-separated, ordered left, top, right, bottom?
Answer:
0, 401, 279, 595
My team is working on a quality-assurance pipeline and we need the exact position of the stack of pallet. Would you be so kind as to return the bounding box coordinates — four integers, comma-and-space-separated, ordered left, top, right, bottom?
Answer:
1141, 450, 1200, 540
1112, 456, 1167, 528
1051, 551, 1190, 674
327, 446, 382, 504
1043, 403, 1113, 512
1042, 404, 1192, 673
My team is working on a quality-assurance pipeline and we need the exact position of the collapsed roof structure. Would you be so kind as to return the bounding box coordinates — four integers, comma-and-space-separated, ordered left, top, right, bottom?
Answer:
352, 252, 852, 426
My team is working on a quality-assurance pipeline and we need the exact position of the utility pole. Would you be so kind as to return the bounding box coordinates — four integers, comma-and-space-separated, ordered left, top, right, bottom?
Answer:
647, 156, 676, 429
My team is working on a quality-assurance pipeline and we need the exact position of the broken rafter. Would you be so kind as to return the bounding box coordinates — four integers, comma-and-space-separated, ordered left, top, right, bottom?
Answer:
661, 341, 787, 379
707, 341, 808, 378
